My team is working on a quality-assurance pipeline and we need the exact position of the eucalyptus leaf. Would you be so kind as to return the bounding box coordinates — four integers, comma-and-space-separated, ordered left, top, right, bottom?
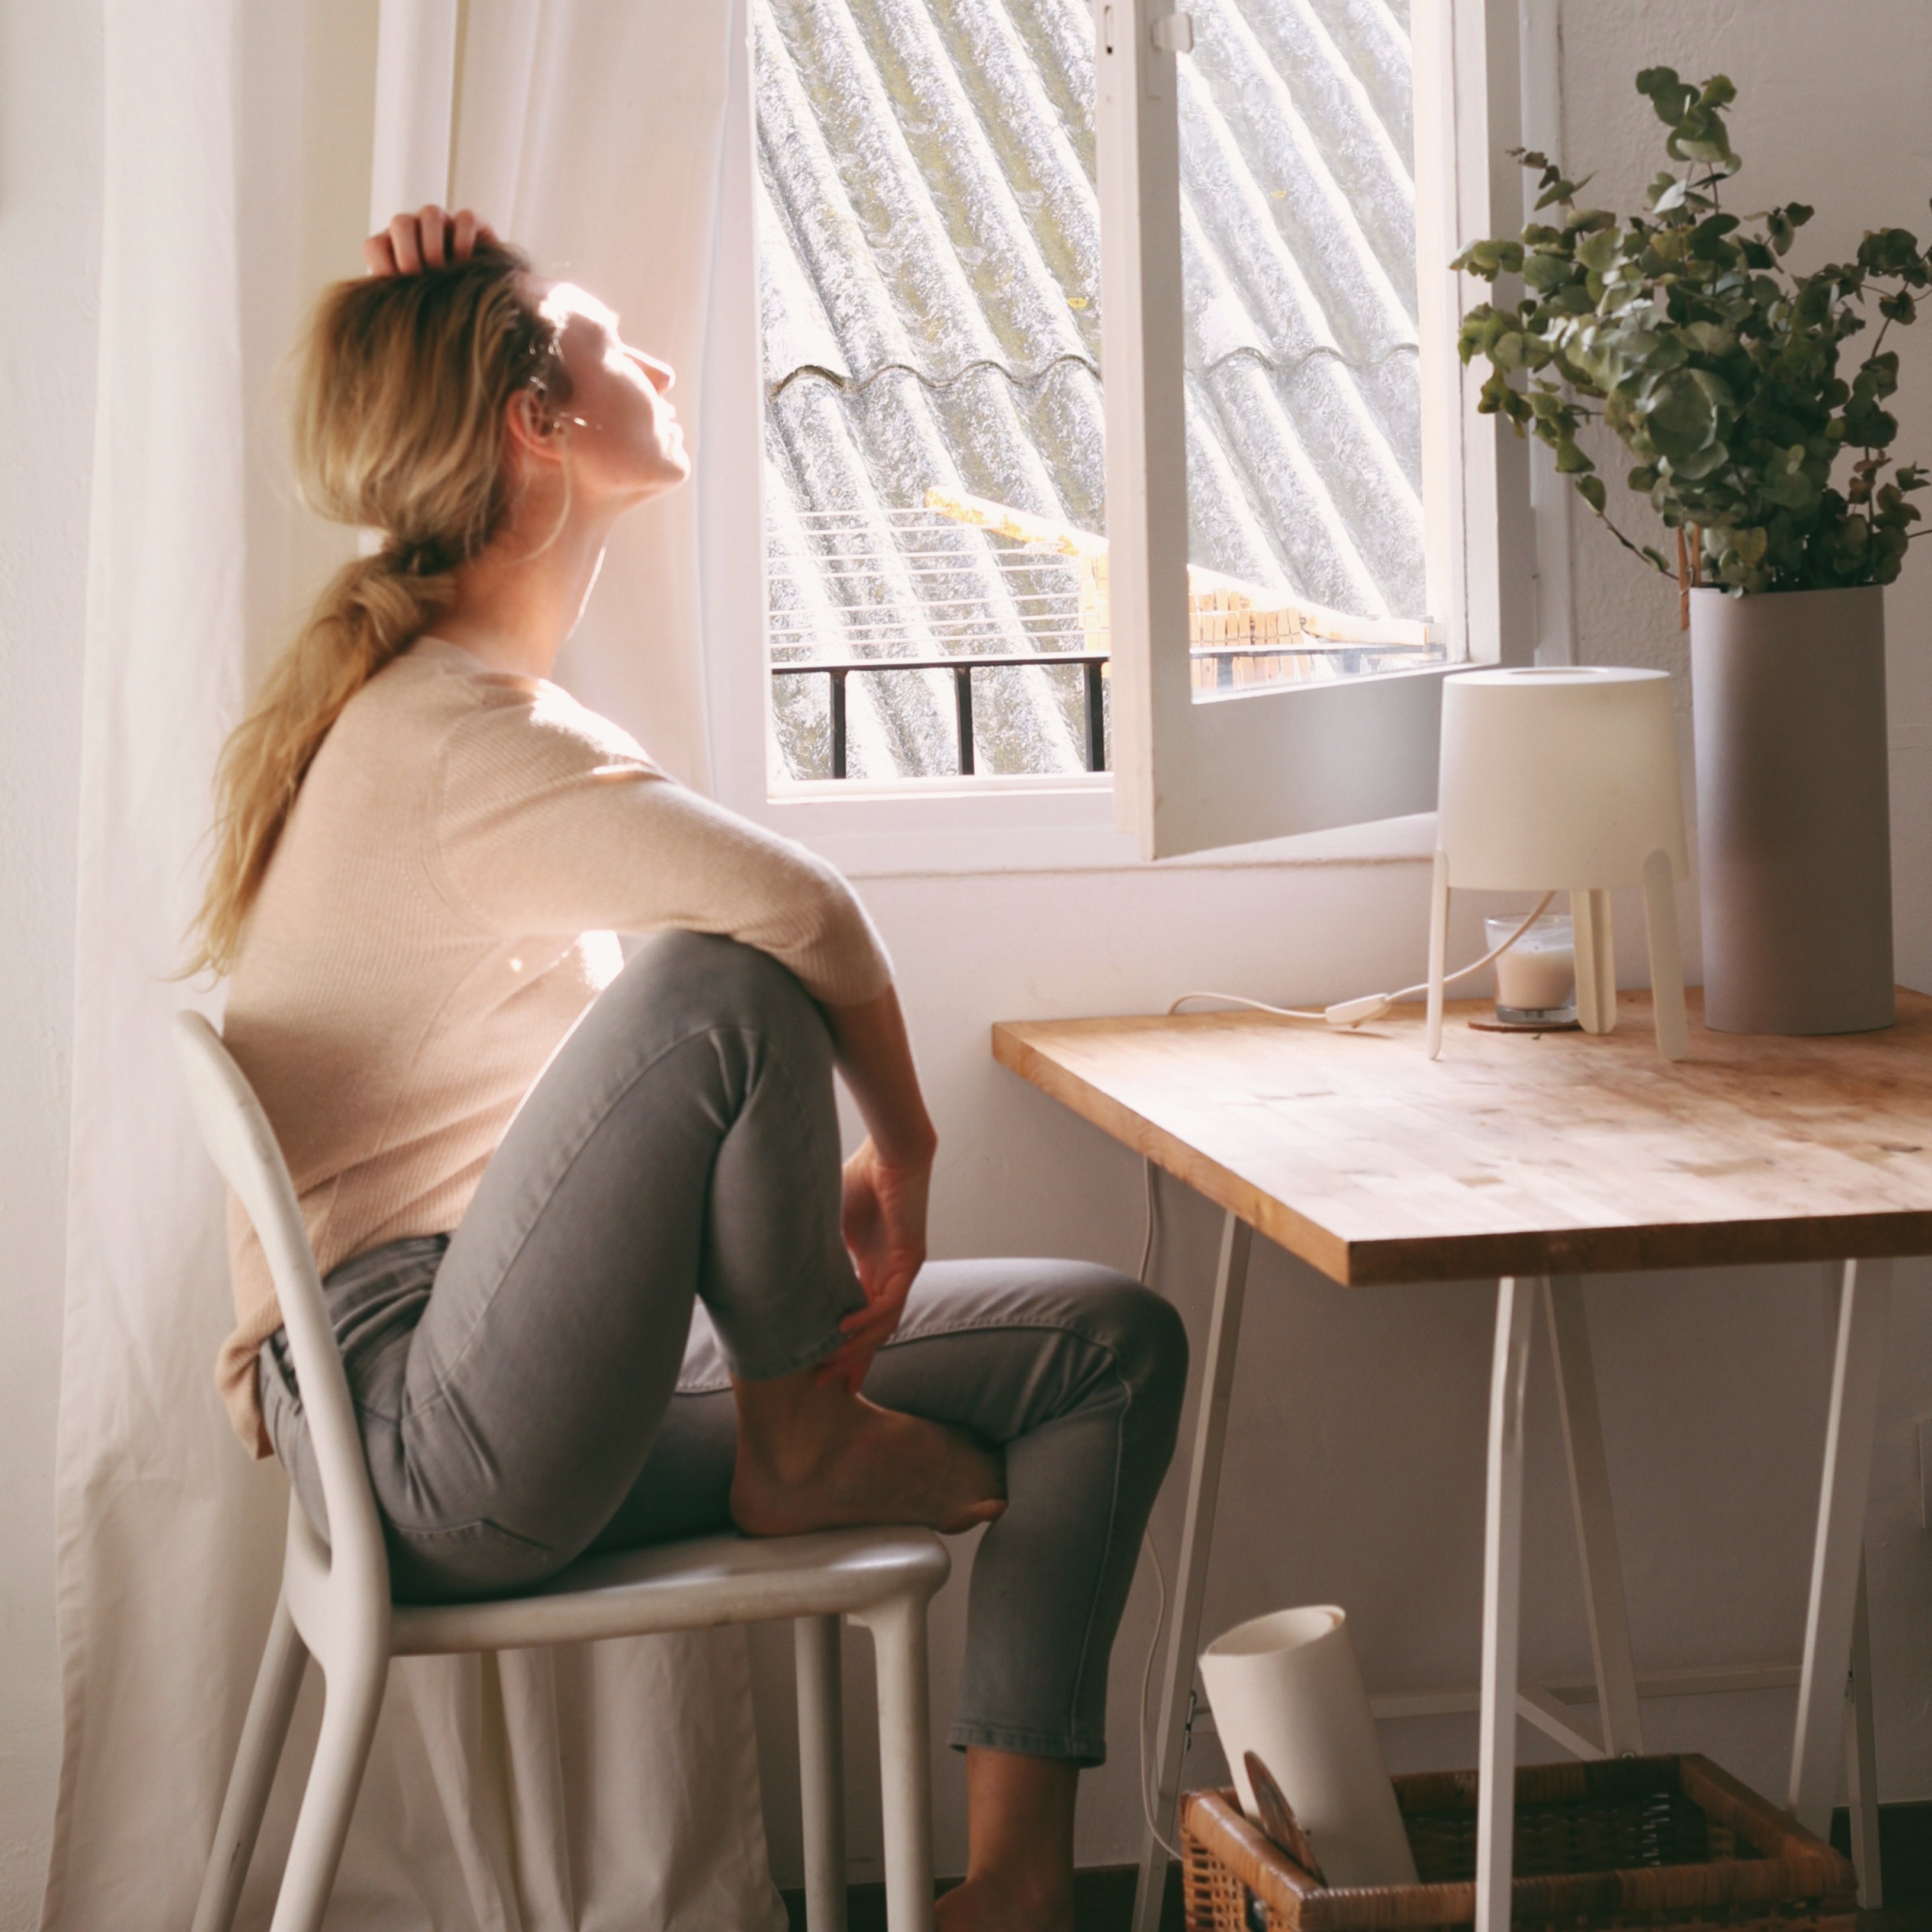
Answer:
1577, 229, 1622, 274
1451, 65, 1932, 593
1524, 252, 1570, 294
1680, 321, 1734, 355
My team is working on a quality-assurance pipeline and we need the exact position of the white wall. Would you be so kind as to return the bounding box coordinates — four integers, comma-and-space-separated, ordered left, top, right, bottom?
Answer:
4, 1, 1932, 1921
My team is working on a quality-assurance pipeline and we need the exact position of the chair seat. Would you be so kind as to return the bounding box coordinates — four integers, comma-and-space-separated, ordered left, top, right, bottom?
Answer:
384, 1525, 951, 1656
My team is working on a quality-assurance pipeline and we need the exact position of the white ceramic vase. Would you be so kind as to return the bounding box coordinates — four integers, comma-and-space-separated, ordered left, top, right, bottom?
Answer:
1689, 584, 1894, 1034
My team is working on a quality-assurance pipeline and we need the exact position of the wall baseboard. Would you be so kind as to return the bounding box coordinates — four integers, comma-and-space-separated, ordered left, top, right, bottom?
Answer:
781, 1803, 1932, 1932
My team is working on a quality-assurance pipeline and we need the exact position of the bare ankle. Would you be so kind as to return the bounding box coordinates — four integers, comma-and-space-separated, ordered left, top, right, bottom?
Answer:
728, 1374, 1006, 1538
943, 1749, 1078, 1932
732, 1367, 861, 1485
936, 1871, 1074, 1932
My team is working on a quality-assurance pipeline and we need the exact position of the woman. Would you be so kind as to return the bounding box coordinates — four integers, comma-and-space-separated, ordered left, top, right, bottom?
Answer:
194, 206, 1186, 1932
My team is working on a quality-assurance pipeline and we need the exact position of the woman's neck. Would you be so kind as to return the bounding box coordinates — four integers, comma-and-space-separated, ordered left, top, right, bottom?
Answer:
431, 497, 620, 681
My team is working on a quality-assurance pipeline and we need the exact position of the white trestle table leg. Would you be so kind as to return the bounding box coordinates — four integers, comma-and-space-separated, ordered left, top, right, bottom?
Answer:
1817, 1263, 1885, 1906
1477, 1278, 1537, 1932
1846, 1556, 1882, 1908
1790, 1257, 1891, 1836
1543, 1277, 1643, 1756
1132, 1211, 1253, 1932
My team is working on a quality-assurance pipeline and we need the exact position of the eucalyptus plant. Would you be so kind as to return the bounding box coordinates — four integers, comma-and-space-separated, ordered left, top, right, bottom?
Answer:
1454, 68, 1932, 594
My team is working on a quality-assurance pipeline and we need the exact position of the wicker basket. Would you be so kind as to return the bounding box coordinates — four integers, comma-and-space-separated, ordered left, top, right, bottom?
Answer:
1180, 1756, 1855, 1932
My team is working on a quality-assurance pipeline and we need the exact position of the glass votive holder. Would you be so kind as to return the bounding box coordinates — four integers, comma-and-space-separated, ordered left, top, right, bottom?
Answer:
1487, 912, 1577, 1026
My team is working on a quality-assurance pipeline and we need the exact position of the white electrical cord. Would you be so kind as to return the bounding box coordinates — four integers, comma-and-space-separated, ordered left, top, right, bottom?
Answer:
1138, 1520, 1183, 1860
1166, 892, 1557, 1028
1137, 1145, 1159, 1284
1135, 1158, 1184, 1859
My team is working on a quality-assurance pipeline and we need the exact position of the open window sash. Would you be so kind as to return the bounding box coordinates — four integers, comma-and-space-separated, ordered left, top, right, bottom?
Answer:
1097, 0, 1538, 860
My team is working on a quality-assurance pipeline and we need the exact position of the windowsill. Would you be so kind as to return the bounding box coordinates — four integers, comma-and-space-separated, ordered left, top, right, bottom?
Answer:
759, 776, 1440, 878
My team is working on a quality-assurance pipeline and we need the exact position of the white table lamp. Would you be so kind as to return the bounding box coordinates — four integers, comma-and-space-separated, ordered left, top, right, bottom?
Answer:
1429, 666, 1690, 1061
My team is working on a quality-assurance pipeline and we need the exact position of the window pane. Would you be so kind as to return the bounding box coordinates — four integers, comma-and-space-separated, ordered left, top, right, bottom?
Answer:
1177, 0, 1445, 701
757, 0, 1108, 783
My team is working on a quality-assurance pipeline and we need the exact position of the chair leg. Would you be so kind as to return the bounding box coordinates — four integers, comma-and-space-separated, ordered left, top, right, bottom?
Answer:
852, 1592, 936, 1932
192, 1595, 310, 1932
796, 1615, 849, 1932
267, 1650, 388, 1932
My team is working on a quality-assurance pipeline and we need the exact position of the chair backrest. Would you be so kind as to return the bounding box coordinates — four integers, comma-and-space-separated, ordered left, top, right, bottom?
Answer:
173, 1013, 390, 1609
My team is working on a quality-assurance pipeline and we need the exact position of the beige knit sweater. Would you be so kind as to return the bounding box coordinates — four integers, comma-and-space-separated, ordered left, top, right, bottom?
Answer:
217, 637, 892, 1454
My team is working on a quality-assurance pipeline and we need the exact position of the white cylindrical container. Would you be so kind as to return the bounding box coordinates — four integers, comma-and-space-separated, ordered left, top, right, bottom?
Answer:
1487, 913, 1577, 1024
1200, 1606, 1418, 1889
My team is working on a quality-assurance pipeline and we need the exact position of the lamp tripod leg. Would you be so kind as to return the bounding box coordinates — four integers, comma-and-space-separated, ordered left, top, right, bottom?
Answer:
1427, 852, 1450, 1059
1641, 850, 1688, 1061
1572, 889, 1615, 1034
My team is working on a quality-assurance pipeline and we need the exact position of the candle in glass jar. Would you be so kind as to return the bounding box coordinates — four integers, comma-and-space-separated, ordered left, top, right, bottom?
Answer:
1487, 914, 1577, 1019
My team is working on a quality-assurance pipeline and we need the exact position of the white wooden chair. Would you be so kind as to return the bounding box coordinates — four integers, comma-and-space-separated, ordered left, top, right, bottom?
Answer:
176, 1011, 948, 1932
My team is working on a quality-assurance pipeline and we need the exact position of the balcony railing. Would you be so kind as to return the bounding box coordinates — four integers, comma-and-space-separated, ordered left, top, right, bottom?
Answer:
770, 636, 1441, 780
773, 653, 1109, 780
767, 497, 1443, 783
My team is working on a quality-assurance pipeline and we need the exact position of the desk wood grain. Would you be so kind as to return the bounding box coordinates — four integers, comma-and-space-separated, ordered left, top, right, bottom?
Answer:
992, 990, 1932, 1284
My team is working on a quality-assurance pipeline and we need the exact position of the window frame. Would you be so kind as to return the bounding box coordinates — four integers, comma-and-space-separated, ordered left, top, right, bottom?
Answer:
704, 0, 1540, 876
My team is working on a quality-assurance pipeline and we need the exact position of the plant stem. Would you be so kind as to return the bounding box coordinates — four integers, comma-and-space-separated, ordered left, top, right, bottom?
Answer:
1583, 494, 1677, 578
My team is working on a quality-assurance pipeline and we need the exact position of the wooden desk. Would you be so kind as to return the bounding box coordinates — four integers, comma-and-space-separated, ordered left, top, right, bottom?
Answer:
994, 990, 1928, 1932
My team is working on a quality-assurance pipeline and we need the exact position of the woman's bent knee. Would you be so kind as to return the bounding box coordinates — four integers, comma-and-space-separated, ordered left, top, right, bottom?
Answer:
993, 1260, 1189, 1436
1089, 1274, 1189, 1435
606, 930, 830, 1055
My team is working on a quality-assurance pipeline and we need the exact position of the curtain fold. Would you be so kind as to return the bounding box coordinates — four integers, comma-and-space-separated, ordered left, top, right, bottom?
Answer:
45, 3, 784, 1925
42, 4, 270, 1923
453, 0, 738, 790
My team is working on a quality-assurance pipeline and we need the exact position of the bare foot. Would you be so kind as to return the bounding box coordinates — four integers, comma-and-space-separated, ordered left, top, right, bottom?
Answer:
935, 1872, 1074, 1932
730, 1372, 1006, 1538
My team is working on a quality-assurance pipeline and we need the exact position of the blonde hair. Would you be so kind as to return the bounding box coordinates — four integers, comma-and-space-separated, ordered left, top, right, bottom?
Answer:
188, 241, 569, 975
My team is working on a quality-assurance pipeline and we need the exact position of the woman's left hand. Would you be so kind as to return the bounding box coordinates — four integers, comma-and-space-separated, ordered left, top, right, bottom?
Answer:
820, 1136, 931, 1392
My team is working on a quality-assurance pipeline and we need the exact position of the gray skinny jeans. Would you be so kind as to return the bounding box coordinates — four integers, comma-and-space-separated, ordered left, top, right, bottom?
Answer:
260, 932, 1187, 1763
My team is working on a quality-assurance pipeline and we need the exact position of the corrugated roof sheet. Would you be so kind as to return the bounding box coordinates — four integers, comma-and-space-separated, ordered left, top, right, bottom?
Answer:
759, 0, 1428, 781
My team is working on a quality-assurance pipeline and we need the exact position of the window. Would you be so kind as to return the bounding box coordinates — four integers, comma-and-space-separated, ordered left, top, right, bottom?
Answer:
757, 0, 1110, 786
743, 0, 1534, 856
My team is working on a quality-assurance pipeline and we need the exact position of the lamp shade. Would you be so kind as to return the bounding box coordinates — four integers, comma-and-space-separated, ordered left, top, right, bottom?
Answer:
1199, 1606, 1418, 1889
1437, 667, 1689, 891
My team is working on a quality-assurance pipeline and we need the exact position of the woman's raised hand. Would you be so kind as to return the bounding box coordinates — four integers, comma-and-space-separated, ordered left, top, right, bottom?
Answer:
820, 1136, 932, 1393
363, 205, 497, 278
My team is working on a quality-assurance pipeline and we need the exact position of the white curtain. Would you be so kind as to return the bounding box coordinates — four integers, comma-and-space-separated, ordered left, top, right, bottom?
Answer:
452, 0, 740, 788
43, 3, 785, 1927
